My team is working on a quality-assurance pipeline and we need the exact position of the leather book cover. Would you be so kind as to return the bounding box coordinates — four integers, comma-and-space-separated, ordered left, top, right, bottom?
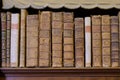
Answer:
75, 18, 84, 68
39, 11, 51, 67
26, 15, 39, 67
52, 12, 63, 67
63, 12, 74, 67
110, 16, 119, 67
92, 15, 102, 67
101, 15, 111, 67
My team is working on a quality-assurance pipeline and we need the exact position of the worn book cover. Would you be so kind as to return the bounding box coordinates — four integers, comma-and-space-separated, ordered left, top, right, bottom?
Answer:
52, 12, 63, 67
111, 16, 119, 67
101, 15, 111, 67
63, 12, 74, 67
26, 15, 39, 67
39, 11, 51, 67
92, 15, 102, 67
75, 18, 84, 68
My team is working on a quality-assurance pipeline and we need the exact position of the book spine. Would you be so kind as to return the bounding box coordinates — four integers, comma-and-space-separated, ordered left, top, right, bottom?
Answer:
26, 15, 39, 67
6, 12, 11, 67
75, 18, 84, 68
39, 11, 51, 67
111, 16, 119, 67
52, 12, 63, 67
118, 12, 120, 67
101, 15, 111, 67
92, 15, 102, 67
19, 9, 27, 67
63, 12, 74, 67
10, 13, 20, 67
85, 17, 91, 67
1, 12, 7, 67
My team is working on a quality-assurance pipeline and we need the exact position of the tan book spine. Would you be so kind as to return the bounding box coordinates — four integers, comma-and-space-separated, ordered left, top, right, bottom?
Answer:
92, 15, 102, 67
19, 9, 27, 67
75, 18, 84, 68
111, 16, 119, 67
63, 12, 74, 67
6, 12, 11, 67
10, 13, 20, 67
101, 15, 111, 67
52, 12, 63, 67
1, 12, 7, 67
39, 11, 51, 67
26, 15, 39, 67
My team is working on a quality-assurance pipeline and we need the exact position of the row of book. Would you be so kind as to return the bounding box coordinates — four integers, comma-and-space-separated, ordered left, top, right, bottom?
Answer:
1, 10, 120, 68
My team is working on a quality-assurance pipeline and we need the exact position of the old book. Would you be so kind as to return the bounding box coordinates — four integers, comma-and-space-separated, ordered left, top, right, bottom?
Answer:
118, 12, 120, 67
26, 15, 39, 67
101, 15, 111, 67
92, 15, 102, 67
85, 17, 91, 67
10, 13, 20, 67
1, 12, 7, 67
6, 12, 11, 67
111, 16, 119, 67
52, 12, 63, 67
39, 11, 51, 67
75, 18, 84, 68
63, 12, 74, 67
19, 9, 27, 67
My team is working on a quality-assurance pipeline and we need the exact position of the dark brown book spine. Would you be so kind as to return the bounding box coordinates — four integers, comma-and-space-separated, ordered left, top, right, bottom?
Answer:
63, 12, 74, 67
92, 15, 102, 67
102, 15, 111, 67
118, 12, 120, 67
52, 12, 63, 67
111, 16, 119, 67
75, 18, 84, 68
6, 12, 11, 67
39, 11, 51, 67
1, 12, 7, 67
26, 15, 39, 67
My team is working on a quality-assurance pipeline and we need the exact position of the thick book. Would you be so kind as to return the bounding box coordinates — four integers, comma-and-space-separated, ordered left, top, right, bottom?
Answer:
6, 12, 11, 67
26, 15, 39, 67
92, 15, 102, 67
85, 17, 91, 67
101, 15, 111, 67
52, 12, 63, 67
75, 18, 84, 68
1, 12, 7, 67
10, 13, 20, 67
110, 16, 119, 67
19, 9, 27, 67
39, 11, 51, 67
63, 12, 74, 67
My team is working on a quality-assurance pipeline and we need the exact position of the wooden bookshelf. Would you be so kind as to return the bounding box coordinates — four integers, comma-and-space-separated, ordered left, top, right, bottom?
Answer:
0, 0, 120, 80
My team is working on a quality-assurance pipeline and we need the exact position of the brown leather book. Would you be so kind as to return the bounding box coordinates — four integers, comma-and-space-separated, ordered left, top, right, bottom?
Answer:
19, 9, 27, 67
118, 12, 120, 67
6, 12, 11, 67
1, 12, 7, 67
52, 12, 63, 67
63, 12, 74, 67
92, 15, 102, 67
101, 15, 111, 67
75, 18, 84, 68
39, 11, 51, 67
111, 16, 119, 67
26, 15, 39, 67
